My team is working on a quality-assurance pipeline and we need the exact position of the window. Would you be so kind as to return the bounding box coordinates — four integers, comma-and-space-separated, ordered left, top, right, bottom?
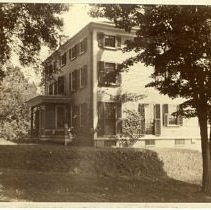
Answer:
163, 104, 183, 126
80, 65, 87, 88
97, 33, 122, 49
104, 35, 116, 47
49, 83, 53, 95
175, 139, 185, 145
71, 46, 76, 60
98, 61, 121, 87
58, 76, 65, 95
49, 64, 53, 75
145, 140, 155, 146
79, 37, 87, 54
61, 53, 67, 66
97, 102, 122, 136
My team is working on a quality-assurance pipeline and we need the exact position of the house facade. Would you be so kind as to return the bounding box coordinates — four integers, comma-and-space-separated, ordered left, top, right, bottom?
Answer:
27, 21, 201, 148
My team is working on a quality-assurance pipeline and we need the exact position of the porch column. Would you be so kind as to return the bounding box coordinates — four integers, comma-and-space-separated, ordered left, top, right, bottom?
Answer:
31, 107, 34, 136
40, 105, 46, 135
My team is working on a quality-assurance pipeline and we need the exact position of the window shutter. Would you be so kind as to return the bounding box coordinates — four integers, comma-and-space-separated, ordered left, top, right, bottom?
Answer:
138, 104, 145, 135
163, 104, 169, 126
116, 103, 122, 134
177, 105, 183, 126
69, 73, 72, 92
76, 69, 80, 90
97, 32, 104, 47
76, 44, 80, 57
72, 71, 76, 91
97, 61, 104, 86
116, 64, 122, 86
154, 104, 161, 136
54, 80, 58, 95
83, 65, 88, 87
116, 36, 121, 48
97, 102, 104, 137
69, 48, 72, 60
84, 37, 87, 52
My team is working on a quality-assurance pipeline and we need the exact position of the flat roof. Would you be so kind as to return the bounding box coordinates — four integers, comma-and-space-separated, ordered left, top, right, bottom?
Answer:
26, 95, 72, 107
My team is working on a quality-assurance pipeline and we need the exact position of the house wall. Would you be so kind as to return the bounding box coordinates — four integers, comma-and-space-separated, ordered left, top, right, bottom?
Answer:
91, 23, 200, 148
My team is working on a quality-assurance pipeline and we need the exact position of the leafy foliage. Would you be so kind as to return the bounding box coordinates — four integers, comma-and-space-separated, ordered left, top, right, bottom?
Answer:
0, 3, 68, 77
119, 109, 144, 147
90, 4, 211, 192
0, 65, 37, 141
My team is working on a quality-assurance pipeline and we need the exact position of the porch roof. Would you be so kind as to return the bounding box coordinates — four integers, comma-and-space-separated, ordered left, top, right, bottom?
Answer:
26, 95, 72, 107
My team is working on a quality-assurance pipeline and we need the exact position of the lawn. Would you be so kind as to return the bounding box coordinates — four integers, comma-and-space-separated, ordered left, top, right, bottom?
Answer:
0, 144, 209, 203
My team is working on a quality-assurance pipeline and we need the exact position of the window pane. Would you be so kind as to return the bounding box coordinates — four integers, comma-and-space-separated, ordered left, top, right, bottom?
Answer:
104, 35, 115, 47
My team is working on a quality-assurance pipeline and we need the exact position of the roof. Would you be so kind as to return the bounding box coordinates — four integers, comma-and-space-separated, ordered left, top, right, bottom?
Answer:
44, 21, 137, 64
26, 95, 72, 107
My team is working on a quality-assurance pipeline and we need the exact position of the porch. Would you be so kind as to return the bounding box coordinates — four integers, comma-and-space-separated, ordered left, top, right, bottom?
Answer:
27, 95, 72, 142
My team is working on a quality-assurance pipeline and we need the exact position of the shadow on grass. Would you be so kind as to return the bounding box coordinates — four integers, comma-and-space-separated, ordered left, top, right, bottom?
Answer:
0, 144, 209, 202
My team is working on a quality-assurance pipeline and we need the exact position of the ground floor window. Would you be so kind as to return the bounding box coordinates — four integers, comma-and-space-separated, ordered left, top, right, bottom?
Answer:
97, 102, 121, 136
175, 139, 185, 145
145, 139, 155, 146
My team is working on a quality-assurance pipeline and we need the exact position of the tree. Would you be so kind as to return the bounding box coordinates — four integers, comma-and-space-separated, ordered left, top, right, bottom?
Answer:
0, 3, 68, 79
0, 65, 37, 141
90, 5, 211, 193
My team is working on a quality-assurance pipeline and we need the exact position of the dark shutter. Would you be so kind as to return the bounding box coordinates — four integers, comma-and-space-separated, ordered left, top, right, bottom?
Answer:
72, 71, 75, 91
177, 105, 183, 126
116, 103, 122, 134
97, 33, 104, 47
69, 48, 72, 60
69, 73, 72, 92
83, 65, 87, 87
138, 104, 145, 135
97, 102, 104, 137
97, 61, 104, 86
76, 44, 80, 57
76, 69, 80, 90
116, 36, 121, 48
154, 104, 161, 136
116, 64, 122, 86
84, 37, 87, 52
54, 80, 58, 95
163, 104, 168, 126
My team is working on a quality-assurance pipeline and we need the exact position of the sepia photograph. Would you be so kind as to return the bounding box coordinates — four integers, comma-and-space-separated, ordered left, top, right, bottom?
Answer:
0, 1, 211, 207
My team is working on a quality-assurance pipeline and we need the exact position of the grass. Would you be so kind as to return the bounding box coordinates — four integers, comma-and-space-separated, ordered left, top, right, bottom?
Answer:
0, 143, 208, 202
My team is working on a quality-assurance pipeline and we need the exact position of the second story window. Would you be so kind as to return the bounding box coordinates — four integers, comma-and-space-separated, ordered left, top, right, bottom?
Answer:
61, 53, 67, 66
97, 33, 122, 49
104, 35, 115, 48
79, 37, 87, 54
58, 76, 65, 95
98, 61, 121, 87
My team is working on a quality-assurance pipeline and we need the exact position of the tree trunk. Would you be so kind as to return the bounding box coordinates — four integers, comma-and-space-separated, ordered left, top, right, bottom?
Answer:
198, 106, 211, 193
